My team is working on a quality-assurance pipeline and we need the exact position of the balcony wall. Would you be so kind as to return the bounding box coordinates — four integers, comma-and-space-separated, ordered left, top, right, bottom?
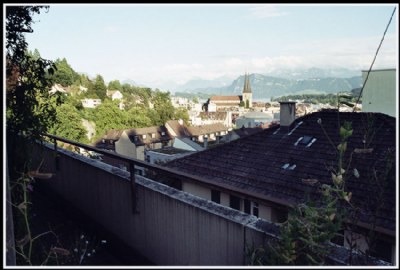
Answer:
32, 142, 273, 265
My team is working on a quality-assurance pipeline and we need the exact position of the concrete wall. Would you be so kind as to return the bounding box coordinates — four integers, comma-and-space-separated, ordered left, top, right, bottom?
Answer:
32, 142, 273, 266
362, 69, 396, 117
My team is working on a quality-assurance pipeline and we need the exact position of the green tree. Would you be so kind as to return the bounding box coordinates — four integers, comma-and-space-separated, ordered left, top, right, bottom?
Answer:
52, 58, 79, 87
92, 74, 107, 100
6, 5, 60, 173
127, 106, 152, 128
174, 107, 190, 125
92, 100, 131, 137
108, 80, 122, 90
151, 90, 175, 125
49, 104, 88, 143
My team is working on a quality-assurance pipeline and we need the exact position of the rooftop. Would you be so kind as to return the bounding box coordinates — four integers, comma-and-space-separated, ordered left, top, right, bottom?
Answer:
165, 110, 396, 234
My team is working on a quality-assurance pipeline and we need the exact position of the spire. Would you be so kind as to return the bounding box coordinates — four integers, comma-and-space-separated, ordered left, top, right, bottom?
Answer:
243, 72, 252, 94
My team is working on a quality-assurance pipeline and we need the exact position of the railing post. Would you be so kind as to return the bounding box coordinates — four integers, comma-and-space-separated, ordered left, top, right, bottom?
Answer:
129, 161, 138, 214
53, 138, 60, 170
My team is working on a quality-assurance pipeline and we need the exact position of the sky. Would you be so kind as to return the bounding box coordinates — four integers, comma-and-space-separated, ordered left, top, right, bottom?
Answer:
17, 3, 399, 89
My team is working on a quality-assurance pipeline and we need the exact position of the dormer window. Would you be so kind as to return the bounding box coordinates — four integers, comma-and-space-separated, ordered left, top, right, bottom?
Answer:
161, 131, 166, 136
142, 134, 147, 139
151, 133, 155, 138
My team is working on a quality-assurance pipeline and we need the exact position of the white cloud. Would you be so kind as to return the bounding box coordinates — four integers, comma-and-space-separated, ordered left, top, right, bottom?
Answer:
248, 5, 290, 19
109, 33, 397, 87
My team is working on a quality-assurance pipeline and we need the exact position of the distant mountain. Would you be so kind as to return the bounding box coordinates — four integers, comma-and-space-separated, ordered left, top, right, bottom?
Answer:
173, 75, 234, 93
177, 72, 363, 100
266, 67, 361, 80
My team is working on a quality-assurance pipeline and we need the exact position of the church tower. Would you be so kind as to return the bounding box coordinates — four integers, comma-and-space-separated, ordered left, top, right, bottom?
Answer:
242, 73, 253, 108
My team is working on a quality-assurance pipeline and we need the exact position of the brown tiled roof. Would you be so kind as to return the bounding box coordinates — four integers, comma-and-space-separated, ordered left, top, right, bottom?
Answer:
188, 123, 229, 136
210, 96, 241, 101
165, 110, 396, 234
126, 126, 172, 146
103, 129, 123, 141
199, 112, 227, 121
165, 120, 191, 137
211, 103, 240, 107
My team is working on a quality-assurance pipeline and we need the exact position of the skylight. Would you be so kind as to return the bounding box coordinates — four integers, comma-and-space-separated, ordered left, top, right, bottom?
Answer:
299, 135, 313, 145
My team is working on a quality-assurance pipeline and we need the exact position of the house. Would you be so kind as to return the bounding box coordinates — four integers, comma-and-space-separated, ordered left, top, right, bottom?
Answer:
94, 129, 123, 151
187, 123, 230, 144
81, 98, 102, 108
361, 68, 396, 117
49, 83, 68, 95
198, 111, 233, 127
164, 102, 396, 263
115, 126, 173, 161
107, 90, 123, 100
205, 73, 253, 111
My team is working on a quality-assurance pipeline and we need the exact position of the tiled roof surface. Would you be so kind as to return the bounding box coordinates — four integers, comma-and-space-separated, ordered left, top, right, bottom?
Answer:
199, 111, 228, 121
103, 129, 123, 140
188, 123, 229, 136
165, 110, 396, 233
210, 96, 241, 101
165, 120, 191, 137
126, 126, 172, 146
233, 127, 263, 138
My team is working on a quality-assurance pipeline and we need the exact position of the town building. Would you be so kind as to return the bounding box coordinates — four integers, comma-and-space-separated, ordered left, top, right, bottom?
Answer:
361, 68, 396, 117
205, 73, 253, 112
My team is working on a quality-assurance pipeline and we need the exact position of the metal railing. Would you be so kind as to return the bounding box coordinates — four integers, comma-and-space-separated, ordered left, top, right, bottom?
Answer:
41, 133, 294, 213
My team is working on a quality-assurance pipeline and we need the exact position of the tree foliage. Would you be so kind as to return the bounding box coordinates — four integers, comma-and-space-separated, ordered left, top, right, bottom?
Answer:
49, 103, 88, 143
51, 58, 79, 87
6, 5, 61, 173
91, 100, 131, 138
108, 80, 122, 90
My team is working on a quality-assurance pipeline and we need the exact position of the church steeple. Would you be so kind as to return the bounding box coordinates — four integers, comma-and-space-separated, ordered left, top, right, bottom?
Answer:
243, 72, 252, 94
242, 72, 253, 108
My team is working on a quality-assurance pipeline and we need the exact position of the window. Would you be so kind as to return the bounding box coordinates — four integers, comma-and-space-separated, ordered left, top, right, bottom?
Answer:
230, 195, 241, 210
161, 131, 166, 136
151, 133, 155, 138
299, 135, 313, 145
244, 200, 258, 217
211, 190, 220, 204
142, 134, 147, 139
252, 202, 259, 217
244, 199, 251, 214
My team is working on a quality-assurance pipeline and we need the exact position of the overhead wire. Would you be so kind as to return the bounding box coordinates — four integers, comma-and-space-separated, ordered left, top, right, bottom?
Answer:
352, 6, 397, 112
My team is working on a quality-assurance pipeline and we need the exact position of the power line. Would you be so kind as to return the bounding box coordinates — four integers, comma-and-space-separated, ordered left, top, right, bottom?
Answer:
353, 6, 397, 112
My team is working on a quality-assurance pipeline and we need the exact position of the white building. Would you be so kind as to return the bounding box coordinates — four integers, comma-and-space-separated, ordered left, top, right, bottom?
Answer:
361, 69, 396, 117
81, 98, 102, 108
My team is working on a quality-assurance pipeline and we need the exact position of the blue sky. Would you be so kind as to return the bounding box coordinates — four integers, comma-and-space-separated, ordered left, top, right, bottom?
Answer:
20, 3, 398, 87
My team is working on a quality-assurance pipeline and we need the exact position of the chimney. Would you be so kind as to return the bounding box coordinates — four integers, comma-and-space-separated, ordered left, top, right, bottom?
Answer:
279, 102, 296, 127
203, 136, 208, 149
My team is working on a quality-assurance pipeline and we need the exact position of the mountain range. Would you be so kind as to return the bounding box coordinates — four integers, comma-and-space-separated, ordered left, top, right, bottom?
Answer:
170, 68, 363, 99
